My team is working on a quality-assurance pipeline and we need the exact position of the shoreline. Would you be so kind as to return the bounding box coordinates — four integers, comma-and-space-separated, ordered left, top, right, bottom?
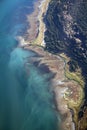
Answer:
17, 0, 50, 47
16, 0, 84, 130
23, 44, 84, 130
33, 0, 51, 46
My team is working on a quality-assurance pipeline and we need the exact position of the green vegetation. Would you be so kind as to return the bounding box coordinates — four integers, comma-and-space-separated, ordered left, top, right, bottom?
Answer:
65, 66, 84, 87
44, 0, 87, 76
44, 0, 87, 129
44, 0, 87, 90
44, 0, 68, 53
67, 60, 78, 72
77, 1, 87, 35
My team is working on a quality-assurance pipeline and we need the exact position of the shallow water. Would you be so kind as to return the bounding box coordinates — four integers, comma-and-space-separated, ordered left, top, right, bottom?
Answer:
0, 0, 60, 130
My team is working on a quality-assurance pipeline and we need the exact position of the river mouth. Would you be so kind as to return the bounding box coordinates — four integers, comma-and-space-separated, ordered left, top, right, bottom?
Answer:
0, 0, 59, 130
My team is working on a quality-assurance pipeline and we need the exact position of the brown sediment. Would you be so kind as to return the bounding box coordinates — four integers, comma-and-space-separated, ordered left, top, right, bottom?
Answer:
24, 0, 40, 42
78, 108, 87, 130
23, 45, 84, 130
17, 0, 85, 129
20, 0, 50, 46
33, 0, 51, 46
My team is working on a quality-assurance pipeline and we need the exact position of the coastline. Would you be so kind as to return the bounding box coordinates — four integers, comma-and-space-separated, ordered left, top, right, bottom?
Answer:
17, 0, 85, 130
18, 0, 50, 47
33, 0, 51, 46
23, 44, 84, 130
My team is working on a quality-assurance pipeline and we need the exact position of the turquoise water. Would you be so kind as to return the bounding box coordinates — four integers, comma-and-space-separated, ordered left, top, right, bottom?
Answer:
0, 0, 59, 130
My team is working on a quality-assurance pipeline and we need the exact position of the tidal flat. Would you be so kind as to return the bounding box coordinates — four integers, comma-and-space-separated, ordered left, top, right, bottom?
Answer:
21, 0, 84, 129
0, 0, 59, 130
0, 0, 85, 130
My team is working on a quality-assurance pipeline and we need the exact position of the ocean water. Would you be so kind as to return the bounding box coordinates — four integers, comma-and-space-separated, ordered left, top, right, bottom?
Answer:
0, 0, 59, 130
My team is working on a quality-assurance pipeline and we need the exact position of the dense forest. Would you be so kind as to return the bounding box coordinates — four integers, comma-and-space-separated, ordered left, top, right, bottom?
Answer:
44, 0, 87, 129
